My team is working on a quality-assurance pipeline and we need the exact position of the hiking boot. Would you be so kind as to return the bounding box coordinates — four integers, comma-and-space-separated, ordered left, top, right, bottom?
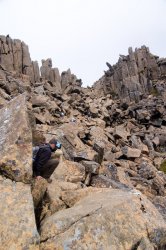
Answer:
46, 178, 52, 183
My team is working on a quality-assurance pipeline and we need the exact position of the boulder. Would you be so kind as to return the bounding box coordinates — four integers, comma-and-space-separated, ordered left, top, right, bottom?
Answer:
91, 174, 130, 190
31, 94, 49, 108
114, 125, 130, 141
0, 176, 39, 249
42, 180, 81, 218
61, 187, 102, 207
31, 178, 48, 208
138, 162, 156, 180
40, 189, 166, 249
81, 160, 100, 174
34, 110, 55, 125
131, 135, 149, 154
153, 196, 166, 221
53, 160, 86, 183
89, 103, 99, 117
115, 167, 133, 187
122, 146, 141, 158
93, 141, 105, 164
0, 94, 33, 183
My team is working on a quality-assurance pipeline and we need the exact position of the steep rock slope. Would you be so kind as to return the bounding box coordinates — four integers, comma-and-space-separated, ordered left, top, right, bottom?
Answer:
0, 34, 166, 250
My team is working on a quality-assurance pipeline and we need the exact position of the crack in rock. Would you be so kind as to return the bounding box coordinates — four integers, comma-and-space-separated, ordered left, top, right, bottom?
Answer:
40, 205, 102, 243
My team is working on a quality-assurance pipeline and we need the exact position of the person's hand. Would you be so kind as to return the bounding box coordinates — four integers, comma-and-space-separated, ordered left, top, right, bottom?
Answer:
36, 176, 42, 181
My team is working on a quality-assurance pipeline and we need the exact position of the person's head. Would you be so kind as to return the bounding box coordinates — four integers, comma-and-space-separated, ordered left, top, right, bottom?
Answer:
49, 138, 62, 152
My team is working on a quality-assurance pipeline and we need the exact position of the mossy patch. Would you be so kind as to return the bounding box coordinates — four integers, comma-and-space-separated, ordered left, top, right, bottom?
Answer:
110, 91, 118, 99
150, 87, 159, 97
160, 160, 166, 173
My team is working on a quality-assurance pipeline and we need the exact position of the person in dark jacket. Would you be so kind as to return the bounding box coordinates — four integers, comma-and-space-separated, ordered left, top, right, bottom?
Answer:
33, 138, 61, 181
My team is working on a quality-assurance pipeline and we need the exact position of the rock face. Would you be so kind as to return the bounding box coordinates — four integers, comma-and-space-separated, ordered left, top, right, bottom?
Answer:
0, 94, 33, 183
94, 46, 166, 102
0, 35, 40, 83
0, 35, 82, 90
0, 34, 166, 250
61, 69, 82, 90
40, 58, 61, 90
40, 189, 166, 249
0, 176, 39, 249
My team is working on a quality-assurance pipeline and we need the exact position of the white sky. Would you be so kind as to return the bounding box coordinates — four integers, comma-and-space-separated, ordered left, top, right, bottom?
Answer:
0, 0, 166, 86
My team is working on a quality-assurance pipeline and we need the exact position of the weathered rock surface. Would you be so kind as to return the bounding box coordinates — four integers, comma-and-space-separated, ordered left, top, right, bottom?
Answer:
40, 58, 61, 90
39, 180, 82, 221
0, 35, 82, 91
40, 189, 166, 249
61, 187, 102, 207
0, 94, 32, 183
47, 123, 99, 161
0, 176, 39, 249
31, 178, 48, 208
152, 196, 166, 221
0, 35, 40, 83
53, 159, 86, 183
0, 34, 166, 250
94, 46, 166, 102
122, 146, 141, 158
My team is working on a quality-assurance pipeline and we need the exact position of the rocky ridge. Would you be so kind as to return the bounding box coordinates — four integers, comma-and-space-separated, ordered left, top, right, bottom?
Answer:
0, 35, 166, 249
94, 46, 166, 102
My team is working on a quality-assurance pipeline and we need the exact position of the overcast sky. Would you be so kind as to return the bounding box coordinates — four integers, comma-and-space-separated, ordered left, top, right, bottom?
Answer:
0, 0, 166, 86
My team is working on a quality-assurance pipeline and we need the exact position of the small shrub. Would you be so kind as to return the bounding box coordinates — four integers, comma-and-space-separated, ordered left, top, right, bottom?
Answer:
150, 87, 159, 96
160, 160, 166, 173
110, 91, 118, 98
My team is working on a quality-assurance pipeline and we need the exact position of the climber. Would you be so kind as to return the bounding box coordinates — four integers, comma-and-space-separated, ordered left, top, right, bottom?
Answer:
33, 138, 62, 182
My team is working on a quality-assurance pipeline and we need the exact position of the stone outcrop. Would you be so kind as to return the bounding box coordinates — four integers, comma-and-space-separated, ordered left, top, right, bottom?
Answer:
61, 68, 82, 90
0, 176, 39, 249
39, 180, 82, 220
94, 46, 166, 102
0, 35, 40, 83
40, 58, 61, 90
0, 34, 166, 250
40, 189, 166, 249
0, 35, 82, 91
0, 94, 32, 183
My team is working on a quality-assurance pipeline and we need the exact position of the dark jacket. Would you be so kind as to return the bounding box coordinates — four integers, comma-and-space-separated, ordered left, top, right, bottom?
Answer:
33, 144, 53, 176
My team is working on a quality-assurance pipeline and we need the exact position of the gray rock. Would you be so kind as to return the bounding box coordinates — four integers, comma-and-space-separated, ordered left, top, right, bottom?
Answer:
114, 125, 130, 141
122, 146, 141, 158
93, 46, 165, 102
32, 61, 40, 83
0, 177, 39, 249
0, 94, 32, 183
81, 160, 100, 174
93, 141, 105, 164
